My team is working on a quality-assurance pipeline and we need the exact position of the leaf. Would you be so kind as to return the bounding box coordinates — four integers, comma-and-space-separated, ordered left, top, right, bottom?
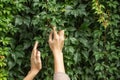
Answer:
15, 16, 23, 25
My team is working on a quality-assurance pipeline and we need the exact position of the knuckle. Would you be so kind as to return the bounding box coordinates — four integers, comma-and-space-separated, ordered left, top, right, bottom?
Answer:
54, 37, 59, 40
48, 40, 52, 43
54, 38, 58, 41
60, 37, 64, 41
37, 61, 41, 64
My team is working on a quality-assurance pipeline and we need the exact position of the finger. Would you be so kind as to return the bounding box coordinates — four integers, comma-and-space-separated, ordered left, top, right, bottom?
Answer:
33, 41, 39, 50
58, 30, 62, 36
32, 41, 38, 58
53, 27, 58, 39
36, 51, 41, 63
52, 26, 56, 31
49, 31, 53, 42
58, 30, 64, 38
37, 51, 42, 70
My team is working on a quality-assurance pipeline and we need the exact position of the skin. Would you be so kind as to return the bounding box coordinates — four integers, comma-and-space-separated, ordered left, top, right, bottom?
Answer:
48, 27, 65, 73
24, 41, 42, 80
24, 27, 66, 79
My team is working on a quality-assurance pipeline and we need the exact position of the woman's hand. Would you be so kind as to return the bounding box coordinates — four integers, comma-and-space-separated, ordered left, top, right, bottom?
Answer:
24, 41, 42, 80
48, 27, 65, 73
48, 27, 65, 54
30, 41, 42, 73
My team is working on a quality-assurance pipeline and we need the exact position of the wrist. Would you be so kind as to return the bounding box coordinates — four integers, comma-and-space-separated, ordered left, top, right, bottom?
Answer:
53, 50, 63, 56
29, 70, 39, 76
53, 53, 65, 73
53, 53, 63, 59
24, 70, 38, 80
52, 49, 62, 53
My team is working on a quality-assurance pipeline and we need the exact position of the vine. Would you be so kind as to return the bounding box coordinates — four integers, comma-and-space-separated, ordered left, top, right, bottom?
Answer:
0, 1, 18, 79
92, 0, 110, 29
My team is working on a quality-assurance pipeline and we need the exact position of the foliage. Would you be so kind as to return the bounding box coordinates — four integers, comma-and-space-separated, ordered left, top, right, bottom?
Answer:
92, 0, 119, 29
0, 0, 119, 80
0, 0, 14, 80
0, 0, 24, 79
92, 0, 109, 28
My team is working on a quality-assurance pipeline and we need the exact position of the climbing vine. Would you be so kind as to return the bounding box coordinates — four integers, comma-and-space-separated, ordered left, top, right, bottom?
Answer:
0, 0, 120, 80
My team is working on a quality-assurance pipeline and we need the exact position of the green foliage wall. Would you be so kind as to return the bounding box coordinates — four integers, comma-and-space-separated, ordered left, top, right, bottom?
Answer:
0, 0, 17, 79
0, 0, 120, 80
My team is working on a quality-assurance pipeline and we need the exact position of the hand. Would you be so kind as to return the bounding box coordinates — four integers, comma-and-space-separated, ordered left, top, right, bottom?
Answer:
48, 27, 65, 73
24, 41, 42, 80
48, 27, 65, 54
30, 41, 42, 74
